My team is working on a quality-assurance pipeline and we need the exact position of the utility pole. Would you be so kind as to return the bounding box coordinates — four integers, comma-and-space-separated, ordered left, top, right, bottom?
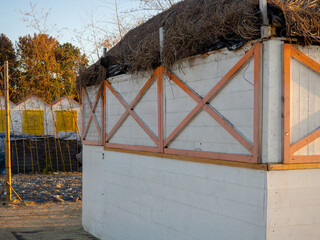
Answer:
4, 60, 11, 201
0, 61, 22, 202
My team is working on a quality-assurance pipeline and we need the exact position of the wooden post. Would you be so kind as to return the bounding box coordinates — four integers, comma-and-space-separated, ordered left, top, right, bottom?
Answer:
103, 48, 107, 58
4, 60, 11, 201
159, 27, 165, 62
259, 0, 269, 38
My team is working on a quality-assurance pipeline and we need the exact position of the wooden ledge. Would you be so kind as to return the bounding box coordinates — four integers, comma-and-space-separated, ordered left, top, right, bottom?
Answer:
104, 147, 268, 170
103, 147, 320, 171
267, 163, 320, 171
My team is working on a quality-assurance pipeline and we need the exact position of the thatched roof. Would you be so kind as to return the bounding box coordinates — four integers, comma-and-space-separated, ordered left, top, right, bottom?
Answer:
79, 0, 320, 87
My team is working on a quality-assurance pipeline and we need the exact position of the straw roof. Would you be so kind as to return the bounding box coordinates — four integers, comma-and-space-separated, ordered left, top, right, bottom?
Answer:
79, 0, 320, 87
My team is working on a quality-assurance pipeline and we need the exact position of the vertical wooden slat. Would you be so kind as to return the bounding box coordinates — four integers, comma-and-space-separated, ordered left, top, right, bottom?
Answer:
283, 44, 291, 163
4, 61, 12, 201
157, 67, 164, 153
102, 81, 106, 145
81, 87, 85, 141
253, 43, 262, 163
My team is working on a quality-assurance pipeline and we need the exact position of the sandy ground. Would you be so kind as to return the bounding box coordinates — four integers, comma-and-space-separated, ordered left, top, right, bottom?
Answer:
0, 197, 98, 240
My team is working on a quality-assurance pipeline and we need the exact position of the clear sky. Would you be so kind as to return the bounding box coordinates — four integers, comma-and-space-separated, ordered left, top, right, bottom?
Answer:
0, 0, 139, 62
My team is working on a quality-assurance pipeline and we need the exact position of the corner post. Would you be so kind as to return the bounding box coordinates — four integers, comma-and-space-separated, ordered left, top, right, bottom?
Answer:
4, 60, 11, 201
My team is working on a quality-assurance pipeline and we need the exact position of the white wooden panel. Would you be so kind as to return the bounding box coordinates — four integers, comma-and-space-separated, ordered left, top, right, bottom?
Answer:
171, 43, 254, 98
290, 45, 320, 156
134, 80, 158, 135
108, 73, 150, 104
106, 73, 159, 142
83, 85, 102, 142
210, 59, 254, 142
109, 115, 157, 147
164, 75, 197, 138
105, 87, 126, 134
83, 147, 267, 240
169, 110, 251, 154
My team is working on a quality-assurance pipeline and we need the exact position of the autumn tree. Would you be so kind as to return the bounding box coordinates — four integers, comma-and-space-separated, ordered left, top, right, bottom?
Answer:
0, 34, 20, 101
16, 33, 87, 103
56, 42, 88, 100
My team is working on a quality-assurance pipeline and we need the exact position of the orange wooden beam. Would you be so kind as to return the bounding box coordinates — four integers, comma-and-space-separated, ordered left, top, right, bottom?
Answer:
157, 67, 164, 153
253, 43, 262, 162
283, 44, 291, 163
164, 148, 254, 163
291, 46, 320, 75
291, 128, 320, 155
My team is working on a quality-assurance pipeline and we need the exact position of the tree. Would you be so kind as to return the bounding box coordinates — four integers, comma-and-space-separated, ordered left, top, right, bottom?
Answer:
16, 33, 88, 103
0, 34, 19, 101
56, 43, 88, 100
137, 0, 179, 11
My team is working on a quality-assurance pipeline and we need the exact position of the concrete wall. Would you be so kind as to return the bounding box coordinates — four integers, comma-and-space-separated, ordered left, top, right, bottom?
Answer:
83, 146, 320, 240
83, 145, 267, 240
267, 169, 320, 240
261, 40, 283, 164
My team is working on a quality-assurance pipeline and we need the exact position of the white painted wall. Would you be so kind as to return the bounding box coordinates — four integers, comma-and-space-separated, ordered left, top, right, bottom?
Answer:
52, 97, 81, 138
102, 42, 257, 154
83, 39, 320, 240
83, 85, 103, 142
267, 169, 320, 240
83, 147, 320, 240
83, 145, 267, 240
11, 96, 51, 136
0, 96, 16, 109
0, 96, 16, 133
166, 45, 254, 155
290, 45, 320, 156
106, 73, 158, 147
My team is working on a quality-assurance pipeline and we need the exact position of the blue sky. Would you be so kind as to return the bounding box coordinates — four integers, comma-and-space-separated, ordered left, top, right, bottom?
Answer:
0, 0, 139, 62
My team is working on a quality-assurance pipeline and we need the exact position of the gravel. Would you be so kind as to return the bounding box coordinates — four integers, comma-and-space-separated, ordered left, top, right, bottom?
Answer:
0, 173, 82, 202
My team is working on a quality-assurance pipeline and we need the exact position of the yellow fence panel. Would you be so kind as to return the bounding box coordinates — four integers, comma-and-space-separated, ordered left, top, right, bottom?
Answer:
0, 110, 5, 131
23, 110, 44, 135
56, 110, 77, 132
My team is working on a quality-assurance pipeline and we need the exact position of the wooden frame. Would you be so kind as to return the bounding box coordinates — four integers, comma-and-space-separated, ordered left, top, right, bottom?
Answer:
101, 43, 262, 163
283, 44, 320, 163
82, 82, 105, 145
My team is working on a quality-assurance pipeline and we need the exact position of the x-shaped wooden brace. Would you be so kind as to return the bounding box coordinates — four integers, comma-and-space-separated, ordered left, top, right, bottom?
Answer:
82, 83, 103, 141
163, 46, 257, 155
284, 44, 320, 163
105, 70, 159, 146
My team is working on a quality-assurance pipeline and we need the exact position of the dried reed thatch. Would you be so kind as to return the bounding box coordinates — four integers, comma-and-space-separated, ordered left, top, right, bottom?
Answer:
270, 0, 320, 41
79, 0, 320, 87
